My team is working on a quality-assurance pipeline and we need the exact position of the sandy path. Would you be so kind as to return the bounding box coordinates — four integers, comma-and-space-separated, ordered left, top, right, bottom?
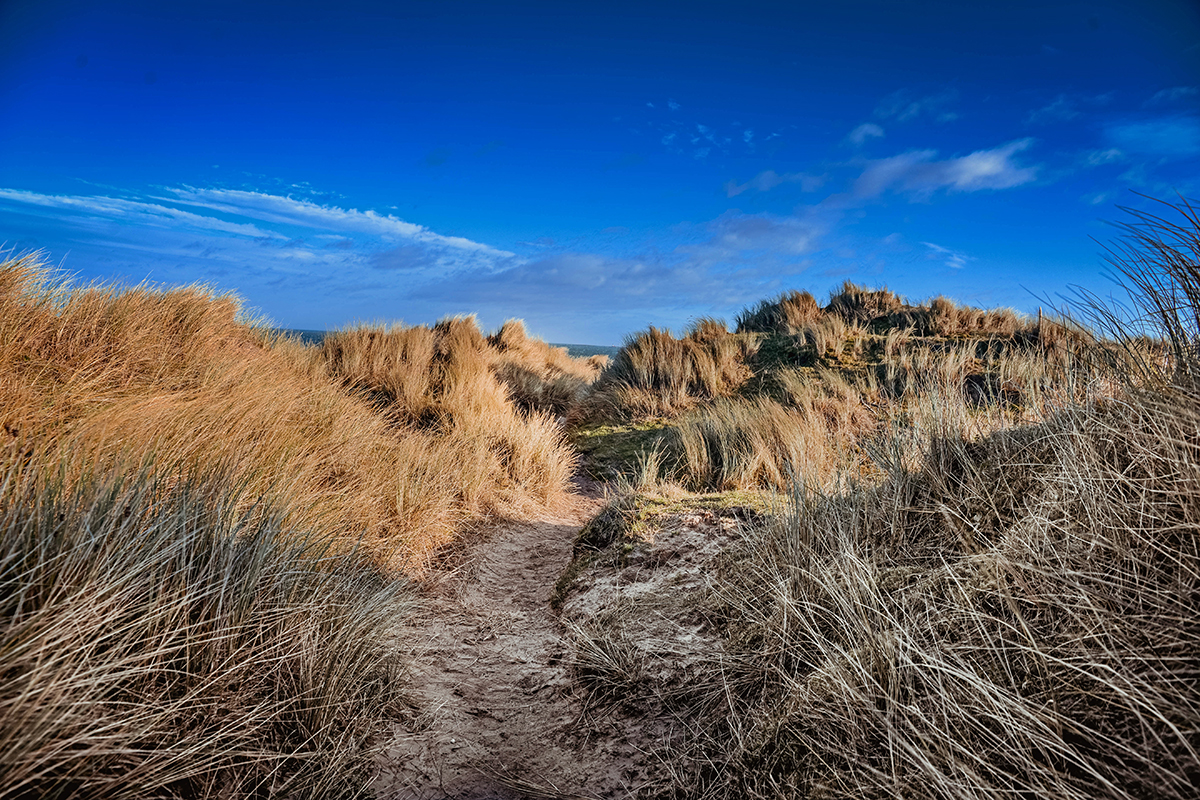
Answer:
374, 485, 642, 800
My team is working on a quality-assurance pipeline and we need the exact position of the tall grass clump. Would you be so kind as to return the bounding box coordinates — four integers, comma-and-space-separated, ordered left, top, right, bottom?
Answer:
736, 290, 823, 334
1075, 194, 1200, 387
0, 459, 407, 799
487, 318, 607, 415
825, 280, 904, 325
886, 295, 1030, 338
319, 317, 576, 520
665, 368, 877, 492
0, 256, 576, 570
634, 197, 1200, 799
574, 325, 760, 422
661, 337, 1084, 496
320, 316, 507, 428
665, 398, 828, 492
736, 280, 1031, 339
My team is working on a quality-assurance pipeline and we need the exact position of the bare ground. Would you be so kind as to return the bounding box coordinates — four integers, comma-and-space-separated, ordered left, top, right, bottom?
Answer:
374, 480, 656, 800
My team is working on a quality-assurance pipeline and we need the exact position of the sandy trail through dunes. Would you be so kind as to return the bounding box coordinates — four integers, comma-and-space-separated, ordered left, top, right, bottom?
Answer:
374, 482, 642, 800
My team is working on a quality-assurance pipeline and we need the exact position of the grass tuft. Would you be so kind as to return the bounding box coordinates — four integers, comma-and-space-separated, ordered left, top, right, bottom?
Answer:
0, 459, 408, 799
572, 326, 760, 422
562, 196, 1200, 800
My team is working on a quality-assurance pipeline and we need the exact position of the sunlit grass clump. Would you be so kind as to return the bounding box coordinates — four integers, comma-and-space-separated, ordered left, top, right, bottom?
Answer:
561, 197, 1200, 800
0, 462, 407, 799
0, 252, 606, 796
576, 277, 1098, 494
572, 320, 760, 422
0, 256, 590, 570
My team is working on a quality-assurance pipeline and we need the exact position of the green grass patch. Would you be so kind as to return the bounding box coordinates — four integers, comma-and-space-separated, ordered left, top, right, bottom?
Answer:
746, 333, 816, 374
571, 421, 672, 479
552, 486, 778, 609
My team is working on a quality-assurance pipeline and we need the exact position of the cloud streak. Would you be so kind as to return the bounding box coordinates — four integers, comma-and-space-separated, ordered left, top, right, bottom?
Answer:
848, 123, 884, 146
875, 88, 959, 123
1146, 86, 1198, 107
1025, 92, 1112, 125
1104, 116, 1200, 159
407, 215, 827, 340
162, 188, 512, 256
921, 241, 973, 269
854, 139, 1039, 198
1026, 95, 1080, 125
0, 188, 282, 240
724, 170, 825, 197
0, 185, 519, 327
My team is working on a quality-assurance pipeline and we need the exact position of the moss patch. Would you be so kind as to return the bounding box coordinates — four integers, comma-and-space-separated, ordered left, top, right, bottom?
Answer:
624, 488, 777, 524
552, 487, 779, 610
571, 421, 672, 480
748, 333, 817, 374
572, 493, 643, 554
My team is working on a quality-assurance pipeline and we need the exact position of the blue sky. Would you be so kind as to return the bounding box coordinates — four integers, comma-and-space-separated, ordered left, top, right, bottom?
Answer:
1, 1, 1197, 344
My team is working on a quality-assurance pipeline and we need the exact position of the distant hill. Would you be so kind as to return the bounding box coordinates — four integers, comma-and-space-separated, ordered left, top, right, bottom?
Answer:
550, 343, 619, 359
275, 329, 327, 346
275, 329, 618, 359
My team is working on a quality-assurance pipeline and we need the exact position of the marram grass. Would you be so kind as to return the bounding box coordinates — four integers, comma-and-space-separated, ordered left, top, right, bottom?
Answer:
0, 459, 409, 799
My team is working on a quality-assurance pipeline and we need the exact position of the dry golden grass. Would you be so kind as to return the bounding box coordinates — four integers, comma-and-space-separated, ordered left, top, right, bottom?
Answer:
824, 280, 905, 325
487, 318, 606, 415
736, 280, 1034, 339
0, 256, 577, 572
0, 461, 408, 799
886, 294, 1030, 337
565, 197, 1200, 800
666, 397, 838, 492
637, 382, 1200, 800
621, 331, 1099, 497
800, 314, 865, 358
575, 275, 1103, 496
0, 254, 599, 797
571, 325, 759, 423
735, 290, 823, 334
665, 367, 879, 492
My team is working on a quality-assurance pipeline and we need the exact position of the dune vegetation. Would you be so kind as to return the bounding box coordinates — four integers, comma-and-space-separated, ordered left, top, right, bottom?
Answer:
558, 197, 1200, 799
0, 255, 595, 571
3, 196, 1198, 798
0, 256, 602, 797
572, 271, 1094, 495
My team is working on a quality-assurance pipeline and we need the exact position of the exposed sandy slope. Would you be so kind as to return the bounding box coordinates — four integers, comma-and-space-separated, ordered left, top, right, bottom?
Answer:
374, 482, 654, 800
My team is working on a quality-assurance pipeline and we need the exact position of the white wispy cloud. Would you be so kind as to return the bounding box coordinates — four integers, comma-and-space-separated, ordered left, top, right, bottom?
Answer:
723, 170, 825, 197
644, 103, 754, 160
854, 139, 1039, 199
0, 185, 518, 328
1026, 92, 1112, 125
1026, 95, 1080, 124
875, 88, 958, 123
920, 241, 973, 269
164, 188, 512, 256
1145, 86, 1198, 107
848, 123, 884, 146
409, 210, 828, 336
1104, 116, 1200, 159
1083, 191, 1115, 206
1085, 148, 1125, 166
678, 212, 823, 265
0, 188, 282, 240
